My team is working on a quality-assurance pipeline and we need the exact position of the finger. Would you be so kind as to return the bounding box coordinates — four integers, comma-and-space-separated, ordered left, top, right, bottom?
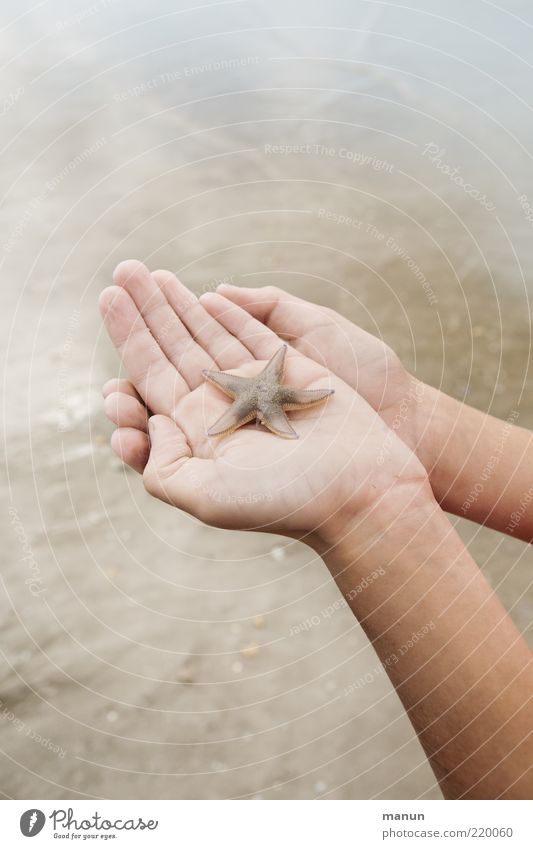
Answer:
152, 268, 254, 370
104, 391, 149, 431
198, 291, 302, 362
217, 284, 362, 378
102, 378, 143, 402
216, 284, 307, 338
99, 285, 188, 416
110, 427, 150, 474
113, 260, 211, 389
143, 415, 213, 518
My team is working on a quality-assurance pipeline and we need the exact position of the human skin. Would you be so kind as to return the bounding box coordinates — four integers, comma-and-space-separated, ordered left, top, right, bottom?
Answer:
99, 261, 533, 799
216, 284, 533, 543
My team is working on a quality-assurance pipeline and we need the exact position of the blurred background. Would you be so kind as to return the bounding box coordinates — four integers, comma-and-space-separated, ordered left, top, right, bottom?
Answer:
1, 0, 533, 799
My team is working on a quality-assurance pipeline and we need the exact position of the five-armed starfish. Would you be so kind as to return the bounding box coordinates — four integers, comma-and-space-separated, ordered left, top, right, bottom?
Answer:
202, 345, 334, 439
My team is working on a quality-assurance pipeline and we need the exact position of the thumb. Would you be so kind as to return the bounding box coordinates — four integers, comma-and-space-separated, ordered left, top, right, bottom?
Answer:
216, 283, 287, 322
143, 415, 191, 504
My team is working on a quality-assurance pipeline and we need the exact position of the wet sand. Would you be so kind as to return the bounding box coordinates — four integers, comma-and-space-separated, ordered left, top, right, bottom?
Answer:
1, 0, 532, 799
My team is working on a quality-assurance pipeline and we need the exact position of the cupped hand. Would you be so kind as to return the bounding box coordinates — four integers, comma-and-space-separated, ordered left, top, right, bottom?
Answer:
215, 284, 428, 458
99, 262, 428, 543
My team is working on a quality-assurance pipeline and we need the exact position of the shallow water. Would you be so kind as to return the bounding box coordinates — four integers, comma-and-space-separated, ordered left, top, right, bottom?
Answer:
1, 0, 532, 799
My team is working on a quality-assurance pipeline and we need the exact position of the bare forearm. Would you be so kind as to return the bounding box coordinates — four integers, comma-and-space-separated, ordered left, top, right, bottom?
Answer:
316, 486, 533, 799
413, 384, 533, 541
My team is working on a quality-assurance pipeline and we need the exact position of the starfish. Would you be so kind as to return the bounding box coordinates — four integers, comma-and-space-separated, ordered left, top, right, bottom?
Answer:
202, 344, 334, 439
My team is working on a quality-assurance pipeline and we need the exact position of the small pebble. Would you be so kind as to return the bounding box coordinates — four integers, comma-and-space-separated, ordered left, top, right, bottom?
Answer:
253, 615, 266, 628
240, 643, 260, 659
232, 661, 243, 674
177, 665, 194, 684
314, 780, 327, 794
106, 710, 118, 723
270, 545, 286, 562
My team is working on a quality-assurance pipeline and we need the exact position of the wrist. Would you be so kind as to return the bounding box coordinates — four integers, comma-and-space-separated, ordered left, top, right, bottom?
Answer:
310, 477, 440, 566
311, 481, 463, 631
410, 384, 477, 507
378, 374, 439, 474
403, 380, 454, 492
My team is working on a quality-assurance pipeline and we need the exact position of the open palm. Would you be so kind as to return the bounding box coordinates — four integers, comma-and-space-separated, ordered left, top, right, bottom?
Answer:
100, 262, 425, 538
217, 284, 425, 452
